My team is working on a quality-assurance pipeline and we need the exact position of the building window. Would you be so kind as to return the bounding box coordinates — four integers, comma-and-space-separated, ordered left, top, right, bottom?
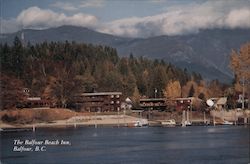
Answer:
116, 95, 120, 98
111, 101, 114, 104
116, 101, 120, 104
111, 95, 114, 98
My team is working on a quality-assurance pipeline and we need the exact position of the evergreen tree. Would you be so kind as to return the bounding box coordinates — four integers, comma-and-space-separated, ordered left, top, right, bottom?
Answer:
198, 92, 205, 100
0, 39, 199, 109
12, 36, 24, 78
188, 85, 195, 97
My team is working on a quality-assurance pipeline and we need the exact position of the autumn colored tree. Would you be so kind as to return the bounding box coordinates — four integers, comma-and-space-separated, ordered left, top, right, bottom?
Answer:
132, 87, 141, 107
163, 80, 181, 109
230, 43, 250, 79
0, 74, 26, 110
1, 38, 194, 109
163, 80, 181, 99
230, 42, 250, 109
48, 63, 86, 108
208, 81, 220, 98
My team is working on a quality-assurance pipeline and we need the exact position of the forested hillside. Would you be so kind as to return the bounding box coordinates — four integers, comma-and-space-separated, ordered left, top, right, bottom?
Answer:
2, 26, 249, 82
1, 37, 224, 109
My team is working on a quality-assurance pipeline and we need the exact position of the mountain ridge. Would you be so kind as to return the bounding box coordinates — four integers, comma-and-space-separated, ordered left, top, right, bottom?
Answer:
1, 25, 250, 83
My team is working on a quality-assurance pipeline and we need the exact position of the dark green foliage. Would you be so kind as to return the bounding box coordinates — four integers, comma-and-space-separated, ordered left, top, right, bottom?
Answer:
1, 37, 192, 108
188, 85, 195, 97
192, 72, 203, 84
198, 93, 205, 100
224, 88, 237, 110
2, 114, 19, 122
227, 94, 237, 110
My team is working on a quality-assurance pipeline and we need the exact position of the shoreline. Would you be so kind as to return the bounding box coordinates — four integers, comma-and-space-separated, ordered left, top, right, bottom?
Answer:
1, 109, 250, 130
1, 120, 249, 132
0, 115, 144, 130
1, 123, 248, 132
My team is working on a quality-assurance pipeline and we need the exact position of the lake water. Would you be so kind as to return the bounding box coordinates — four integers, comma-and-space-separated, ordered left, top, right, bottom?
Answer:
1, 126, 249, 164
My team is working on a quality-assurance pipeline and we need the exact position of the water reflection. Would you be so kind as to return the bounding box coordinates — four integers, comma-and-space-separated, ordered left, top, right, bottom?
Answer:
1, 126, 249, 164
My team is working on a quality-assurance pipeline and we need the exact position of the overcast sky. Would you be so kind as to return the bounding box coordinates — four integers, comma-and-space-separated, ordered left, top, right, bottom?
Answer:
1, 0, 250, 38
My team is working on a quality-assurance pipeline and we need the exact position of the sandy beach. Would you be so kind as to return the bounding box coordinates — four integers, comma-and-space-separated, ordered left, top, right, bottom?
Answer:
0, 115, 144, 129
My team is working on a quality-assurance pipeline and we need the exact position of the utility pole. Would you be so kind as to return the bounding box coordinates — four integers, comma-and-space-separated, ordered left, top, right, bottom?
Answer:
154, 88, 157, 98
117, 107, 120, 128
95, 110, 97, 128
242, 76, 245, 110
203, 111, 206, 124
190, 99, 192, 124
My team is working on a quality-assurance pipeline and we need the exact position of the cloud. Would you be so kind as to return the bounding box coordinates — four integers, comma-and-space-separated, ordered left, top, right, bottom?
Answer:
148, 0, 166, 3
98, 1, 250, 37
50, 1, 104, 11
225, 8, 250, 28
1, 1, 250, 37
50, 2, 78, 11
16, 6, 98, 30
79, 0, 105, 8
0, 18, 20, 34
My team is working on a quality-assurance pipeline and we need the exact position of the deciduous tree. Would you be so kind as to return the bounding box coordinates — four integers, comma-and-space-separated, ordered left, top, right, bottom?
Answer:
230, 42, 250, 109
163, 80, 181, 99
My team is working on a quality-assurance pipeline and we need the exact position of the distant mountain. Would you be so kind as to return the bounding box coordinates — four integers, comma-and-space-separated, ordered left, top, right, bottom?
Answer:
116, 29, 250, 82
1, 25, 250, 83
0, 25, 130, 46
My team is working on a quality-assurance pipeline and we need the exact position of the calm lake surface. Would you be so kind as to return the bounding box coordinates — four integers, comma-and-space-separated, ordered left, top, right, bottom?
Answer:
1, 126, 249, 164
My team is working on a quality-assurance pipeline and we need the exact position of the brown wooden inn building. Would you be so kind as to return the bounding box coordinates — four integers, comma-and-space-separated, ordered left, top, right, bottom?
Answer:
74, 92, 122, 112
